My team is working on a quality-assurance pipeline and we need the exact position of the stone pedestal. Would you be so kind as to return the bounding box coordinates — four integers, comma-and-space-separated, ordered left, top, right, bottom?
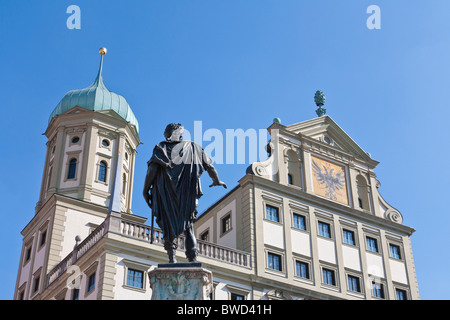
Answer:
148, 263, 213, 300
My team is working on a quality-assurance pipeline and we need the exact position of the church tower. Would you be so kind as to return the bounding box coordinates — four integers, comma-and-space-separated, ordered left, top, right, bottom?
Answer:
14, 48, 141, 300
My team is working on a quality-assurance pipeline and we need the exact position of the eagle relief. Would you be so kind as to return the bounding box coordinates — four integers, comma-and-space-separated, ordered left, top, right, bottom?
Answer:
311, 155, 349, 205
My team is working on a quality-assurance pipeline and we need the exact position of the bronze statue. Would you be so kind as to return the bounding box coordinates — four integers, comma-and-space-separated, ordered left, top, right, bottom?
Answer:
143, 123, 227, 263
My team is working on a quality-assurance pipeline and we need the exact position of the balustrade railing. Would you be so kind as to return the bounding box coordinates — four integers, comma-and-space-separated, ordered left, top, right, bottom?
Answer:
47, 213, 251, 287
46, 220, 107, 287
115, 217, 251, 269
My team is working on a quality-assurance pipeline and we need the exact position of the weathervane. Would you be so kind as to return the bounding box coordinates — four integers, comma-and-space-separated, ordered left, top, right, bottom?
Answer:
314, 90, 326, 117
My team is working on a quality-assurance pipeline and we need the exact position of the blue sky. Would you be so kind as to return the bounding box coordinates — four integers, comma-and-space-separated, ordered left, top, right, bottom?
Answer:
1, 0, 449, 300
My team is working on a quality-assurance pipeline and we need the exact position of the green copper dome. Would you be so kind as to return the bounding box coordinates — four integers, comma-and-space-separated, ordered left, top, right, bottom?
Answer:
49, 51, 139, 133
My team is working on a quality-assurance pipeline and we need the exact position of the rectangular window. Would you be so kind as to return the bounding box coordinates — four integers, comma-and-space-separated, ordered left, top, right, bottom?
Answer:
347, 275, 361, 293
288, 174, 293, 185
343, 229, 355, 245
372, 282, 385, 299
221, 214, 231, 234
267, 252, 282, 271
87, 273, 96, 292
25, 247, 32, 262
230, 293, 245, 300
366, 236, 379, 253
266, 205, 279, 222
200, 230, 209, 242
126, 269, 144, 289
322, 268, 336, 286
33, 276, 40, 293
67, 159, 77, 179
40, 230, 47, 247
389, 244, 401, 259
295, 261, 310, 279
293, 214, 306, 230
72, 289, 79, 300
396, 288, 407, 300
318, 221, 331, 238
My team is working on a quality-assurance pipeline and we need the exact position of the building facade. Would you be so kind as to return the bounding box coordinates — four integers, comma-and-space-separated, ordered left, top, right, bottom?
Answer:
14, 52, 419, 300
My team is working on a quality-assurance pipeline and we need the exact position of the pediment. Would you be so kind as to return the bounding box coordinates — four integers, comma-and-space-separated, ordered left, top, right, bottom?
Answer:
97, 109, 126, 122
62, 105, 92, 115
283, 116, 378, 166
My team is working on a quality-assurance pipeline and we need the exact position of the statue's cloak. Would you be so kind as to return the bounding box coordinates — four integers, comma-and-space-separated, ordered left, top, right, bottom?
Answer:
148, 140, 212, 241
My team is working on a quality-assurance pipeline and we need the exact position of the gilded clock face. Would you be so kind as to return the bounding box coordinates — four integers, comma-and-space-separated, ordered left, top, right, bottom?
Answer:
311, 155, 348, 205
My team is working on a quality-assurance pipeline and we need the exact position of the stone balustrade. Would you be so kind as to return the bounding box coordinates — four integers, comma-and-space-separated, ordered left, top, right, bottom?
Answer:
47, 220, 107, 287
46, 213, 251, 288
109, 213, 251, 268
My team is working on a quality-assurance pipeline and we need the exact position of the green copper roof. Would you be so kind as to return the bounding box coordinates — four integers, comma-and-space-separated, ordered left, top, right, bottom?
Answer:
49, 53, 139, 133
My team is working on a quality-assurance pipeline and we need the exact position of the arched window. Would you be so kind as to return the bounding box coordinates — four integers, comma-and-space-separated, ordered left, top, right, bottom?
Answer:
122, 173, 127, 195
98, 161, 107, 182
67, 158, 77, 179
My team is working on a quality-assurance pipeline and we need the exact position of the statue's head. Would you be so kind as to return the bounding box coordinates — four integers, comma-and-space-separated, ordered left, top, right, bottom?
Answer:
164, 123, 184, 142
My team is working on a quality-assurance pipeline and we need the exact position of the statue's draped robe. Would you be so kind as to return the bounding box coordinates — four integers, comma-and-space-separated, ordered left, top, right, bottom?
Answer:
148, 140, 213, 242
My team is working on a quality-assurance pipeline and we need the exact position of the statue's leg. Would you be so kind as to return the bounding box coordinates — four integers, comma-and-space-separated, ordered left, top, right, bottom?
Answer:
164, 237, 178, 263
184, 225, 198, 262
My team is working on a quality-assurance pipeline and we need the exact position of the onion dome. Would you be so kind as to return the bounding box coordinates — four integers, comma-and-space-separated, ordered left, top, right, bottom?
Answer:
48, 47, 139, 133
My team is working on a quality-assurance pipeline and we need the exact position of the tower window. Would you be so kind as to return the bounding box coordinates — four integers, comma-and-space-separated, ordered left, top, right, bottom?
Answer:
288, 174, 293, 185
67, 158, 77, 179
102, 139, 110, 147
98, 161, 107, 182
71, 136, 80, 143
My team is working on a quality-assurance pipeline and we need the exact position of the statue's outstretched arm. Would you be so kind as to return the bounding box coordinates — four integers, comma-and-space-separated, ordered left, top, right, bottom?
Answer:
207, 166, 227, 189
143, 163, 158, 207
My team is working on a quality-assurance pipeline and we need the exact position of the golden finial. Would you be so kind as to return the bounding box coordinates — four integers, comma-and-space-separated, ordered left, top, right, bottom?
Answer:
99, 47, 107, 55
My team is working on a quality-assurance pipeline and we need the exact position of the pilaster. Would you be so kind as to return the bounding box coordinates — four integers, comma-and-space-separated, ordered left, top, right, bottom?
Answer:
78, 124, 94, 201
